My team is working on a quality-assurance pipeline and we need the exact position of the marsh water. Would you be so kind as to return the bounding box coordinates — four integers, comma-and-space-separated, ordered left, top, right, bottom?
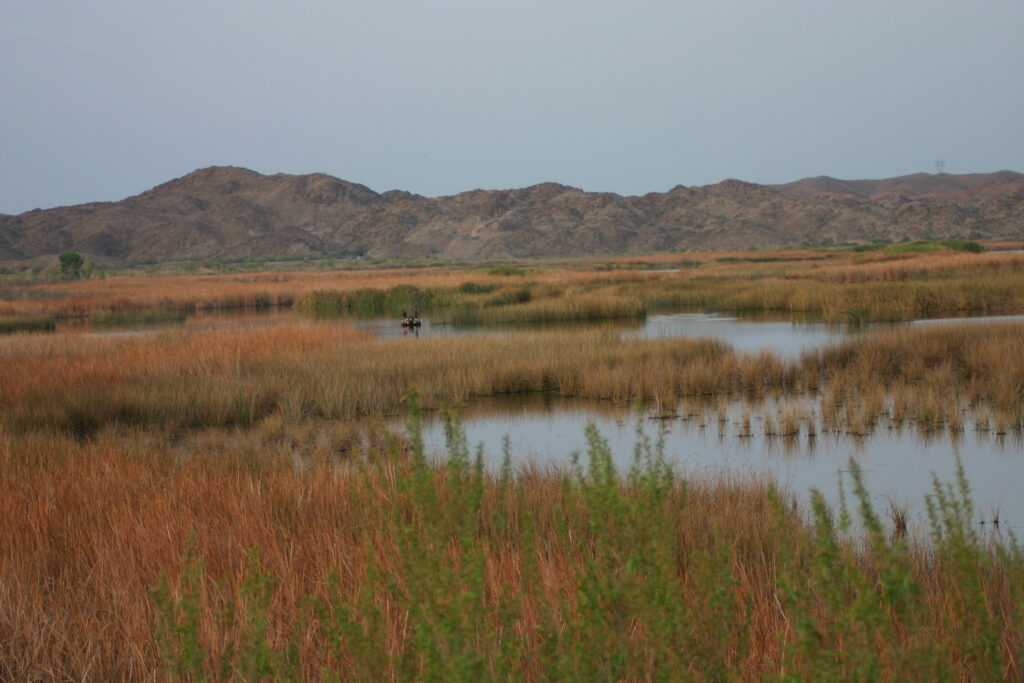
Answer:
64, 306, 1024, 528
350, 312, 854, 357
375, 311, 1021, 533
411, 394, 1024, 535
270, 309, 1024, 359
68, 306, 1024, 360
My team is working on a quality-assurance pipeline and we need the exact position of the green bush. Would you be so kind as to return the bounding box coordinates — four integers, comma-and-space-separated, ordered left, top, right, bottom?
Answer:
59, 251, 84, 279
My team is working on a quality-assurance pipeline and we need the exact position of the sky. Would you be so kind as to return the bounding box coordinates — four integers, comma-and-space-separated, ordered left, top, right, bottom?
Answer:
1, 0, 1022, 215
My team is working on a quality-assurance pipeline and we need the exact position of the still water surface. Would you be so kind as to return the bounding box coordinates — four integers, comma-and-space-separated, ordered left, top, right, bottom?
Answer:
73, 307, 1024, 359
411, 394, 1023, 534
352, 311, 1024, 357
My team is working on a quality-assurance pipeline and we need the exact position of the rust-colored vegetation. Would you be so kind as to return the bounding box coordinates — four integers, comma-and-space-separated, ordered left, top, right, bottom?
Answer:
1, 245, 1023, 679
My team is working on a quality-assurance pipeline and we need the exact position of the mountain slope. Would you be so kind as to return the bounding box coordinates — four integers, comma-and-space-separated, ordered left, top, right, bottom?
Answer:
2, 167, 1022, 263
770, 170, 1024, 201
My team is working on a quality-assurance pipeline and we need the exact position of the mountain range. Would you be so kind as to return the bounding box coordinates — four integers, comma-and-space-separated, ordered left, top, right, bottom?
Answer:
2, 167, 1022, 264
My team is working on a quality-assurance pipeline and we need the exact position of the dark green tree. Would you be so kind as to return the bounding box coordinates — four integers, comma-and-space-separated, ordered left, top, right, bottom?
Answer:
59, 251, 84, 279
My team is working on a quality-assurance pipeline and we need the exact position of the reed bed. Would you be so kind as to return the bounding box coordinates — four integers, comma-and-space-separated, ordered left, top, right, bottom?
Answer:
6, 247, 1024, 329
809, 250, 1024, 283
803, 323, 1024, 425
294, 281, 648, 324
1, 410, 1020, 679
0, 268, 511, 320
0, 326, 749, 434
2, 320, 1022, 440
630, 267, 1024, 322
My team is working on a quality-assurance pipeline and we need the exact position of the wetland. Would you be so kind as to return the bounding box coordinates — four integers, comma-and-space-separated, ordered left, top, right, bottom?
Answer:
2, 245, 1023, 678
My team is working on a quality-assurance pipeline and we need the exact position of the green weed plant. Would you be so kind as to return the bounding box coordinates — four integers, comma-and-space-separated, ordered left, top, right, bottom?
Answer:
150, 400, 1024, 680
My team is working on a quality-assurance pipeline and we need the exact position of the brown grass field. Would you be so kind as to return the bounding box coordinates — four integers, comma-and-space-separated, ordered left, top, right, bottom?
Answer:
1, 244, 1023, 679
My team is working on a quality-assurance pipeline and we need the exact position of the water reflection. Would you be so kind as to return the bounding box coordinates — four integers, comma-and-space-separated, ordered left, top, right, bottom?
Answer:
347, 316, 642, 339
59, 306, 1024, 359
628, 313, 852, 357
347, 310, 1024, 357
909, 314, 1024, 328
411, 394, 1024, 533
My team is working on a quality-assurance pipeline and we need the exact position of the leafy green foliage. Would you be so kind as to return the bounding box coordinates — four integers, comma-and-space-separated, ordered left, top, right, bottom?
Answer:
150, 544, 208, 681
58, 251, 84, 279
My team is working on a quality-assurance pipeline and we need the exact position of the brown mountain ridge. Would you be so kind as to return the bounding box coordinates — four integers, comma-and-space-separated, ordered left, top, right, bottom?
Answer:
2, 167, 1023, 264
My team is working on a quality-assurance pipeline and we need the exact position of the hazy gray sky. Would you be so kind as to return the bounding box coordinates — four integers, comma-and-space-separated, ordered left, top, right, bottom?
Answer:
2, 0, 1022, 214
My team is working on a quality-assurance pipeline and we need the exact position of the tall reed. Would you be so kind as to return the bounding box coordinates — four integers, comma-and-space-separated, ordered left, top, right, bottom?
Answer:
2, 321, 1022, 438
6, 248, 1023, 326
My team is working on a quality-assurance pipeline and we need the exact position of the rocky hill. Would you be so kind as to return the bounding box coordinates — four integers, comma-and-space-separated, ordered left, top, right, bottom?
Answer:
2, 167, 1022, 264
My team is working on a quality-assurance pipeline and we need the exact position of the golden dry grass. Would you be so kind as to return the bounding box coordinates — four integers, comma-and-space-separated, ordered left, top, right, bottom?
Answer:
2, 317, 1022, 438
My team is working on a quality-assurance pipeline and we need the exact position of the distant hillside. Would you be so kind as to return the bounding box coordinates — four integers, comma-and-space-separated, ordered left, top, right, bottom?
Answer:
770, 170, 1024, 202
2, 167, 1023, 264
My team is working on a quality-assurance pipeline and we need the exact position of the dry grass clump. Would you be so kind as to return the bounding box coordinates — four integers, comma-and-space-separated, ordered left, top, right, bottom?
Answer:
810, 250, 1024, 283
803, 322, 1024, 431
632, 268, 1024, 322
616, 247, 1024, 322
0, 325, 780, 436
0, 424, 371, 678
294, 281, 648, 325
0, 268, 510, 320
